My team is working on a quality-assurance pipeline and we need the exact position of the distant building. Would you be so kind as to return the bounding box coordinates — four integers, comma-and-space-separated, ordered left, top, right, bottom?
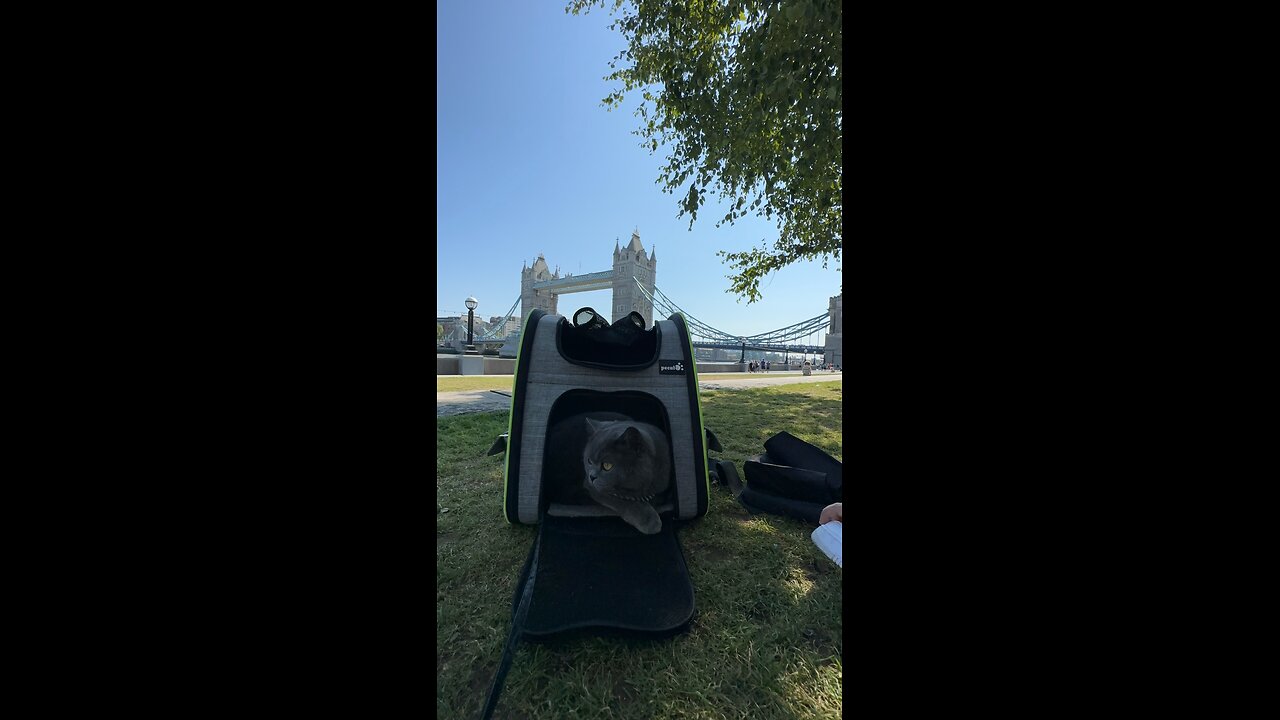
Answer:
437, 316, 461, 344
489, 315, 519, 336
439, 313, 491, 344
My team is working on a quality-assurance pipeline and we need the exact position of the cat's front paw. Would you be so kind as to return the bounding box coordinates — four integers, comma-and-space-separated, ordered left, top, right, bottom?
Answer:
625, 506, 662, 535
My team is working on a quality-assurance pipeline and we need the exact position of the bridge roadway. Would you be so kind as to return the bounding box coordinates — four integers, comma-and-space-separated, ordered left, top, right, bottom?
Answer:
693, 341, 826, 354
530, 270, 615, 293
437, 369, 842, 417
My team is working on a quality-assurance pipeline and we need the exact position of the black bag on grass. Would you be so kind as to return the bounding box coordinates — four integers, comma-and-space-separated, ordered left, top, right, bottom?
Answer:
764, 431, 843, 487
733, 432, 841, 524
743, 458, 833, 505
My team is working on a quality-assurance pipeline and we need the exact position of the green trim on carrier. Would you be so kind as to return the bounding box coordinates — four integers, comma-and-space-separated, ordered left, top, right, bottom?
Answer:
678, 312, 712, 512
503, 308, 544, 524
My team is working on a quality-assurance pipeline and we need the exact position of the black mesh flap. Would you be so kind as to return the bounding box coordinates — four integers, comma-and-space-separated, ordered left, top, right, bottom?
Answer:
521, 515, 694, 638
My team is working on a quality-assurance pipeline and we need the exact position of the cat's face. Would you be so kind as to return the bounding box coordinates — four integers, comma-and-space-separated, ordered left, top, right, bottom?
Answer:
582, 419, 664, 499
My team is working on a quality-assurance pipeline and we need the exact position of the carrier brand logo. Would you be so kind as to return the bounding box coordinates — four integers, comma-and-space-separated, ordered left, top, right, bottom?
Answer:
659, 359, 685, 375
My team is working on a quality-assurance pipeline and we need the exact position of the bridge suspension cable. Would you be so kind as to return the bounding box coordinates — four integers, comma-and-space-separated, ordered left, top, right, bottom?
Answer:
475, 295, 522, 339
635, 279, 830, 345
460, 282, 830, 348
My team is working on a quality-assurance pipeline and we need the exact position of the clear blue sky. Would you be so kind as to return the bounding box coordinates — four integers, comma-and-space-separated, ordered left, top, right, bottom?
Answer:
437, 1, 840, 343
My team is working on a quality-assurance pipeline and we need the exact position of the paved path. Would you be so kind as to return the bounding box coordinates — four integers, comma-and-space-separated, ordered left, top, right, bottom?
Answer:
437, 372, 841, 417
696, 371, 842, 390
436, 390, 515, 417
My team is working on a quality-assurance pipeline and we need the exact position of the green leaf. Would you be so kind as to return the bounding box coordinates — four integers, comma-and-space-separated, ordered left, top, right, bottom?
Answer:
567, 0, 841, 304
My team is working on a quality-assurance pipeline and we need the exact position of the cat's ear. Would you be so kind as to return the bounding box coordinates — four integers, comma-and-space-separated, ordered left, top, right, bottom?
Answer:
619, 425, 644, 448
585, 418, 604, 436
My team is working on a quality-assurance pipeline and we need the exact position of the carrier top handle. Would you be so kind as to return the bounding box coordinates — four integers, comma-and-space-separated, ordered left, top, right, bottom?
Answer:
479, 526, 543, 720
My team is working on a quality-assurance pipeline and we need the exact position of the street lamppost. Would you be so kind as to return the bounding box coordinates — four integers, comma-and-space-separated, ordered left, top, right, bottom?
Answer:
465, 296, 478, 354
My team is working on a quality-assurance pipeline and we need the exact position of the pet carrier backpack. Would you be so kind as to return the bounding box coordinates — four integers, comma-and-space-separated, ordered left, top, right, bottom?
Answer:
480, 307, 722, 719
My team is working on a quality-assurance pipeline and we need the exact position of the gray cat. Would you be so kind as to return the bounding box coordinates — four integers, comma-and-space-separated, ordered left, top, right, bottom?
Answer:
581, 417, 671, 534
545, 413, 670, 534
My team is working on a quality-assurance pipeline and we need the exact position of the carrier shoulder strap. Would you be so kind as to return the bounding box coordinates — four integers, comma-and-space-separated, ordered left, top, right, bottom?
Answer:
479, 524, 543, 720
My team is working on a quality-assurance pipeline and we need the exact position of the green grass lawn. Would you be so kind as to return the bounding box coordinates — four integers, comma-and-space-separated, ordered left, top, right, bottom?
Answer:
437, 373, 821, 393
437, 375, 519, 393
437, 381, 842, 719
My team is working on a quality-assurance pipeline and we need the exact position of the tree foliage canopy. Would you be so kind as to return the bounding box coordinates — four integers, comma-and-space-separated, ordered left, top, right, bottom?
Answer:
568, 0, 841, 302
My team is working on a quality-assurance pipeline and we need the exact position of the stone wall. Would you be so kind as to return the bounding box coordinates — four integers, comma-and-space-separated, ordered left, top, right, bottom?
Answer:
695, 362, 745, 373
484, 358, 516, 374
437, 357, 517, 375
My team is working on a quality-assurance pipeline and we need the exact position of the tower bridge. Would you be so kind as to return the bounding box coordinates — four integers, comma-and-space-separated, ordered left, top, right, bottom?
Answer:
521, 229, 657, 328
456, 230, 841, 366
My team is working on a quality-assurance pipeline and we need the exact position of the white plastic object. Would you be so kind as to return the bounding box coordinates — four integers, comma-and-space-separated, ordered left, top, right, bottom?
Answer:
811, 520, 842, 568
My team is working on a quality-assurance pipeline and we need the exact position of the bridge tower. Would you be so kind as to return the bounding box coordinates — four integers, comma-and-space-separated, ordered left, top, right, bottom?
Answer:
823, 293, 843, 367
611, 230, 657, 328
520, 253, 560, 322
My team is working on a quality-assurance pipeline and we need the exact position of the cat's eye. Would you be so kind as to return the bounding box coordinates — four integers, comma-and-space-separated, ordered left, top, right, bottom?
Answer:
602, 462, 613, 471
